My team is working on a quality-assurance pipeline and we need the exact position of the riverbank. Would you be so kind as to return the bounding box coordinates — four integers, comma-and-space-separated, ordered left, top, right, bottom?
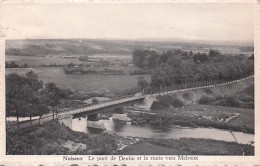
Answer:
7, 120, 120, 155
151, 104, 254, 134
119, 137, 254, 155
132, 77, 254, 134
129, 104, 254, 134
6, 120, 254, 155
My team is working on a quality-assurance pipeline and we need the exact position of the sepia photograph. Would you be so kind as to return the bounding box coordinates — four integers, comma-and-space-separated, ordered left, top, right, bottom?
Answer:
1, 1, 258, 162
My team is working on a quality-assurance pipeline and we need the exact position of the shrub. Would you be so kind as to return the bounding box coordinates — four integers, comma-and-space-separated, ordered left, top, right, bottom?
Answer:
182, 93, 191, 100
158, 95, 173, 107
149, 119, 163, 127
198, 96, 214, 104
92, 98, 99, 104
79, 56, 89, 62
151, 101, 164, 109
204, 88, 213, 94
172, 98, 184, 108
113, 107, 124, 114
217, 96, 243, 108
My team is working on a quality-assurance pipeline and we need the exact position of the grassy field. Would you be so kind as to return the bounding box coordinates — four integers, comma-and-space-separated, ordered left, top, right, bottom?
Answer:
6, 54, 132, 67
119, 138, 254, 155
6, 67, 151, 93
78, 65, 142, 74
151, 104, 254, 133
5, 55, 82, 66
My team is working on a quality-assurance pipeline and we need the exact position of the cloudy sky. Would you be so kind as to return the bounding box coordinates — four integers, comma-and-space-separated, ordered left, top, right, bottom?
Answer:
0, 2, 255, 43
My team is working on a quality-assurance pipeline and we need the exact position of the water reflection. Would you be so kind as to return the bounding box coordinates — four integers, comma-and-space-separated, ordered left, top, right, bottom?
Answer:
112, 120, 127, 132
87, 127, 104, 134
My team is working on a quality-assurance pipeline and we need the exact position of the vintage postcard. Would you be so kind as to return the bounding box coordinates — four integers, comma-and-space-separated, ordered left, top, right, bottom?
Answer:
0, 0, 259, 165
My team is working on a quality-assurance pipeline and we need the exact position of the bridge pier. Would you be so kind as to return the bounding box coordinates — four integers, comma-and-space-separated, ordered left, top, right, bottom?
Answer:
87, 113, 105, 130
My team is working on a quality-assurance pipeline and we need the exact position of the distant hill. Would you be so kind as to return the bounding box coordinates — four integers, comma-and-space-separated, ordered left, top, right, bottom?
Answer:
5, 39, 253, 57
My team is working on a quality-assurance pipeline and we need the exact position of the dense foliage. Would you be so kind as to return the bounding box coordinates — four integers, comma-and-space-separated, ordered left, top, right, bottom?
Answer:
6, 61, 29, 68
6, 72, 47, 117
63, 63, 125, 75
79, 56, 89, 62
6, 121, 118, 155
6, 71, 65, 118
199, 95, 254, 109
132, 49, 254, 89
152, 95, 184, 108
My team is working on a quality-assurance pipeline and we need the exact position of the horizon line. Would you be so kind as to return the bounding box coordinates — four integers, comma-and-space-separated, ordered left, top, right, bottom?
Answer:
6, 37, 254, 46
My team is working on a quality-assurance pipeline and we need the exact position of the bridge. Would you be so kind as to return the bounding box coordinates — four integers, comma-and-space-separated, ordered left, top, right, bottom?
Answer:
6, 75, 254, 131
58, 75, 254, 117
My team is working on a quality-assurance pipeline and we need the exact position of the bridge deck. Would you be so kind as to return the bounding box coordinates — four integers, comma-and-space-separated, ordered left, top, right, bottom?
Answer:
58, 95, 145, 116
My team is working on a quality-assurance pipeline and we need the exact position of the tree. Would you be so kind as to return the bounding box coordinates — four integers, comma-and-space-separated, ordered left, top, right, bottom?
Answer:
67, 62, 75, 68
41, 82, 61, 120
137, 76, 148, 94
132, 50, 146, 68
249, 54, 254, 60
209, 49, 220, 57
151, 68, 170, 91
79, 56, 89, 62
193, 52, 208, 63
26, 71, 43, 91
132, 49, 160, 68
189, 51, 193, 58
6, 61, 19, 68
6, 72, 47, 126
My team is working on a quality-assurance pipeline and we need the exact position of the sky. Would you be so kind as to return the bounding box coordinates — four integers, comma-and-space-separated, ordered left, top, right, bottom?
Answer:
0, 2, 255, 43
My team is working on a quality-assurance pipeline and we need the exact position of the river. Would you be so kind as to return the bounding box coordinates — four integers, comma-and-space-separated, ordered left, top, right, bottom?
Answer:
59, 114, 254, 145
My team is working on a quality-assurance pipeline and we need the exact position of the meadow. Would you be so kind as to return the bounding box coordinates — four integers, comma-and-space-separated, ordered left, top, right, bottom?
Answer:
5, 54, 132, 67
5, 55, 82, 66
6, 67, 151, 93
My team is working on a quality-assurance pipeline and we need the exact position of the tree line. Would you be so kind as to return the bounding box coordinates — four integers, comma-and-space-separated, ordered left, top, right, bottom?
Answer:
6, 71, 66, 124
6, 61, 29, 68
133, 49, 254, 92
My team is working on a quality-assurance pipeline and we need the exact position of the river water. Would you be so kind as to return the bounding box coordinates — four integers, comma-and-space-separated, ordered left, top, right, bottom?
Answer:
59, 114, 254, 145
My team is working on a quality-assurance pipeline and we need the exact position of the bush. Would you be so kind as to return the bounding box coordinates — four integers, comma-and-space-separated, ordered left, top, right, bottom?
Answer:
158, 95, 173, 107
149, 119, 163, 127
92, 98, 99, 104
182, 93, 191, 100
114, 107, 124, 114
198, 96, 214, 104
79, 56, 89, 62
204, 88, 213, 94
216, 96, 243, 108
172, 98, 184, 108
152, 95, 184, 108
